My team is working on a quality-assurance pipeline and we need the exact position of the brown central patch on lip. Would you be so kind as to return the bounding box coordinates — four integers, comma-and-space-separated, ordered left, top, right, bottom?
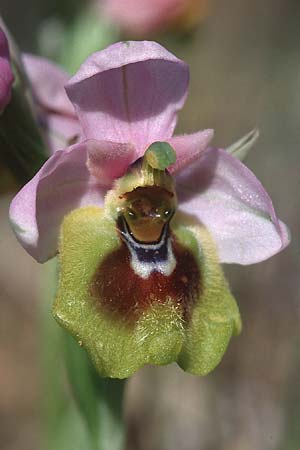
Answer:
89, 236, 201, 325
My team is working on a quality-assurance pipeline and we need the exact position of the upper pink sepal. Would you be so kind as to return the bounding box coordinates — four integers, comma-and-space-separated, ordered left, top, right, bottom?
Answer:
66, 41, 189, 154
176, 148, 290, 265
9, 143, 106, 262
0, 27, 14, 112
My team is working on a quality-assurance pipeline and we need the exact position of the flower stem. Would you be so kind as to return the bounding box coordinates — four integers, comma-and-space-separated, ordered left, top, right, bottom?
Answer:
64, 333, 126, 450
0, 86, 48, 184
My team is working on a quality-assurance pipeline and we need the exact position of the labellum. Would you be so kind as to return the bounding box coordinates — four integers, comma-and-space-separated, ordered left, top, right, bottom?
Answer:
54, 142, 241, 378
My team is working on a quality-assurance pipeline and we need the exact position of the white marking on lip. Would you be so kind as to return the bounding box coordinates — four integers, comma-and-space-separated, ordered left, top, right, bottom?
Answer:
122, 220, 176, 279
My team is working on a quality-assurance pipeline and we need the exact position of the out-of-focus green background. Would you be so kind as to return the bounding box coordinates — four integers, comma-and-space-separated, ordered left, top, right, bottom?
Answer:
0, 0, 299, 449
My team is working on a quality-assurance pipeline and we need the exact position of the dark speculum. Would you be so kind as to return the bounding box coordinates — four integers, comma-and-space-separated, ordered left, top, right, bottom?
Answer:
90, 236, 200, 324
90, 230, 200, 325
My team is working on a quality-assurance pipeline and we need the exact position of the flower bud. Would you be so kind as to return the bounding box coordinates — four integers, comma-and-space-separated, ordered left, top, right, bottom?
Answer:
0, 27, 14, 113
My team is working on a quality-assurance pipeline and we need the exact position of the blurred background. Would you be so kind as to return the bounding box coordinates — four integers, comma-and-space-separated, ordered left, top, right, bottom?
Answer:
0, 0, 299, 449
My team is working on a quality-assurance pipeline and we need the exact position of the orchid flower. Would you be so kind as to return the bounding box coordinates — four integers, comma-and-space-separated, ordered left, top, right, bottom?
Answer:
9, 41, 289, 378
101, 0, 209, 35
0, 27, 14, 112
22, 54, 81, 152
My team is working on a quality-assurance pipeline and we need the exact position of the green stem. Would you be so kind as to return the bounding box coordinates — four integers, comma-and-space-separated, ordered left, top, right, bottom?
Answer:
0, 18, 49, 185
64, 333, 126, 450
0, 83, 48, 184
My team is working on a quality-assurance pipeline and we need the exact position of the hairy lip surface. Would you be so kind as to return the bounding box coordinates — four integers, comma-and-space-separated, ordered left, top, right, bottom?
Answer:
89, 234, 201, 324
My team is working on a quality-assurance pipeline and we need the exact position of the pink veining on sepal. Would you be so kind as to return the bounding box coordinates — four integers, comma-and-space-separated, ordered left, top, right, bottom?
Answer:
0, 27, 14, 112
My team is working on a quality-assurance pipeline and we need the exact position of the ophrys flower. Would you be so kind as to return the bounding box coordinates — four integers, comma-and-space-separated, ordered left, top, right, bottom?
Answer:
9, 41, 289, 378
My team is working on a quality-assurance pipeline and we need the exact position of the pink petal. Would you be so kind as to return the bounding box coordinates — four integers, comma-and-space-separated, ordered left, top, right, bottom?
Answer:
86, 139, 136, 185
66, 41, 189, 154
176, 148, 290, 265
43, 113, 82, 153
9, 143, 105, 262
0, 27, 14, 111
102, 0, 183, 35
168, 129, 214, 173
23, 53, 75, 116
